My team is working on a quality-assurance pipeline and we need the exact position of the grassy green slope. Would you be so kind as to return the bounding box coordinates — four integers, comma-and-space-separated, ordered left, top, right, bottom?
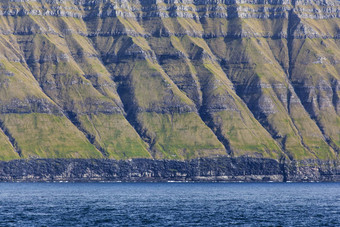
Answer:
87, 16, 227, 159
290, 38, 340, 152
0, 113, 102, 159
113, 57, 226, 159
0, 128, 18, 161
78, 114, 151, 159
0, 0, 338, 161
207, 36, 336, 160
139, 15, 283, 159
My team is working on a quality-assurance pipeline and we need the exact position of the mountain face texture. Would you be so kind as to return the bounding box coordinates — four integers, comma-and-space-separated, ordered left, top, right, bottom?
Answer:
0, 0, 339, 181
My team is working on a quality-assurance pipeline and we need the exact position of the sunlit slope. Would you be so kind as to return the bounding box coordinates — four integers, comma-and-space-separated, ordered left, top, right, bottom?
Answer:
0, 0, 338, 161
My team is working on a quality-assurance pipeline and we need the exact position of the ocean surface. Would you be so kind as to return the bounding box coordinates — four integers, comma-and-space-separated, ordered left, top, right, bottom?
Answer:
0, 183, 339, 226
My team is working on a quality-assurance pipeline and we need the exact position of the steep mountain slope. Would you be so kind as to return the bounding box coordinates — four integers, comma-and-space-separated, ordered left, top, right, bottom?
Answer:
0, 0, 338, 161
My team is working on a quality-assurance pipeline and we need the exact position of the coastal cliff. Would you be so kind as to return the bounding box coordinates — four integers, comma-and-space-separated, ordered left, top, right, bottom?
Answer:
0, 0, 339, 181
0, 157, 339, 182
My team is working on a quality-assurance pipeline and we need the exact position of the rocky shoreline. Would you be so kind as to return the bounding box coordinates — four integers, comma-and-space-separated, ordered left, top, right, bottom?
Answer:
0, 157, 339, 182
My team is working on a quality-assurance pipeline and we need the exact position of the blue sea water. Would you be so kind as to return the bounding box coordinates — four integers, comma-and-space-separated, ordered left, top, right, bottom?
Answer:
0, 183, 339, 226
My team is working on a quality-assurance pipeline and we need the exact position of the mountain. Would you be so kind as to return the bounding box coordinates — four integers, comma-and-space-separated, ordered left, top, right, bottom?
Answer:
0, 0, 339, 166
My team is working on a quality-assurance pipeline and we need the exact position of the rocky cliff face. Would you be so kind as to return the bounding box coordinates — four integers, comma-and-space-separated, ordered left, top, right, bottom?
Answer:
0, 157, 339, 182
0, 0, 339, 164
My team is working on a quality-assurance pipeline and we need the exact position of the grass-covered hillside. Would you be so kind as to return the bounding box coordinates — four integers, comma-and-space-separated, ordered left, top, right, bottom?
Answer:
0, 0, 339, 161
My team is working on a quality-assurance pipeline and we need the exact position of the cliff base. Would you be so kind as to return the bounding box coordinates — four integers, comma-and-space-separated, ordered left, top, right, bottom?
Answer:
0, 157, 339, 182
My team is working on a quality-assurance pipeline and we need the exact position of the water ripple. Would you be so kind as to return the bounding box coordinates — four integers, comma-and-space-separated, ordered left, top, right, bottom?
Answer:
0, 183, 339, 226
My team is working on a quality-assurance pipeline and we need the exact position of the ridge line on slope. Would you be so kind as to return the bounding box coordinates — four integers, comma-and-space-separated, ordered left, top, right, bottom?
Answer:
82, 21, 155, 159
264, 35, 317, 158
0, 118, 22, 157
287, 9, 340, 154
137, 16, 232, 155
18, 49, 108, 158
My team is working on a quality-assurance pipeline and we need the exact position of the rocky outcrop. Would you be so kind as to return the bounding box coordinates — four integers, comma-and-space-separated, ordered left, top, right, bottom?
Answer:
0, 157, 339, 182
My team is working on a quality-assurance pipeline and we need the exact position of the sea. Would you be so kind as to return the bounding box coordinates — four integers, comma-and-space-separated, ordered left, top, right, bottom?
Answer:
0, 182, 339, 226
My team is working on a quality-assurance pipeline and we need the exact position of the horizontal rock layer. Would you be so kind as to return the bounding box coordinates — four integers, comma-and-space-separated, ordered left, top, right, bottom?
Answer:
0, 157, 339, 182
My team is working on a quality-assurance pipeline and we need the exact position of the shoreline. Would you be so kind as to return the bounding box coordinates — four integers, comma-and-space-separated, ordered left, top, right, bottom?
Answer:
0, 157, 339, 183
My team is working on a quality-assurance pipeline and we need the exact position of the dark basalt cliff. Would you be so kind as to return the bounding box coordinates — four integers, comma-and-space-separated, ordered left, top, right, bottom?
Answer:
0, 157, 339, 182
0, 0, 339, 181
